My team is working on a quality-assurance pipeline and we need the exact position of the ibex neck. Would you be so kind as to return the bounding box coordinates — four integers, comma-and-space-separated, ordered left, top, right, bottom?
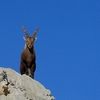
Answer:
24, 44, 34, 54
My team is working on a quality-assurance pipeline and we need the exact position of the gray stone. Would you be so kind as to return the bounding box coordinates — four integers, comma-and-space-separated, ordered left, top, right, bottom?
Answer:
0, 68, 55, 100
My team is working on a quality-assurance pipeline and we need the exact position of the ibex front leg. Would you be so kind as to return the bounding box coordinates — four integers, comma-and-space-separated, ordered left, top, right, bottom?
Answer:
20, 60, 28, 75
27, 68, 32, 78
31, 62, 36, 79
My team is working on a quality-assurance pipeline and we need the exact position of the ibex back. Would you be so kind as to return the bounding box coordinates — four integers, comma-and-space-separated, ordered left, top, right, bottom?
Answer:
20, 26, 39, 79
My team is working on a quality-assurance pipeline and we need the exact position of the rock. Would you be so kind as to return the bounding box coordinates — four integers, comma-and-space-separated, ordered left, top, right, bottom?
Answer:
0, 67, 55, 100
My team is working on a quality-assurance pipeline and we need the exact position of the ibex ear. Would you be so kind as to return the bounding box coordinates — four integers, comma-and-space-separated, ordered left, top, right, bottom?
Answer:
35, 37, 37, 41
23, 37, 26, 41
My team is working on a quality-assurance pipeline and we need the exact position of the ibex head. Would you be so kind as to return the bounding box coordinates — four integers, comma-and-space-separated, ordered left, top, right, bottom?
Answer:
22, 26, 39, 49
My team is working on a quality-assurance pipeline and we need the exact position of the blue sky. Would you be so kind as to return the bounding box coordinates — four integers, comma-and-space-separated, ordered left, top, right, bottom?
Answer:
0, 0, 100, 100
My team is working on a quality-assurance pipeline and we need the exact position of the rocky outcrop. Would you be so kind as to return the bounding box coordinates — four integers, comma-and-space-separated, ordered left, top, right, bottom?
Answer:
0, 68, 55, 100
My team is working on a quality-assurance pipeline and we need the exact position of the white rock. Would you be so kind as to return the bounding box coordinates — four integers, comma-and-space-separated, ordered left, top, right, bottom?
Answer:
0, 68, 55, 100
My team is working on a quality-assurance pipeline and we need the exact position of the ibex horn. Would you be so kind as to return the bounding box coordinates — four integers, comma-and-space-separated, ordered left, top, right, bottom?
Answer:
32, 27, 39, 37
22, 25, 29, 37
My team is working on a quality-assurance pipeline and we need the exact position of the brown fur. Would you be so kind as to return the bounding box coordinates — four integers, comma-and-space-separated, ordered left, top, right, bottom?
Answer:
20, 26, 39, 79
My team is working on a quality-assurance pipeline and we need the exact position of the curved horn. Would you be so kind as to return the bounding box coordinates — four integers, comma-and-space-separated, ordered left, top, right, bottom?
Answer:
22, 25, 29, 37
32, 27, 39, 37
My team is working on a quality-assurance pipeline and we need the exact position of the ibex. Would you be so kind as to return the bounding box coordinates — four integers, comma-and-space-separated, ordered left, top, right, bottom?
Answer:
20, 26, 39, 79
